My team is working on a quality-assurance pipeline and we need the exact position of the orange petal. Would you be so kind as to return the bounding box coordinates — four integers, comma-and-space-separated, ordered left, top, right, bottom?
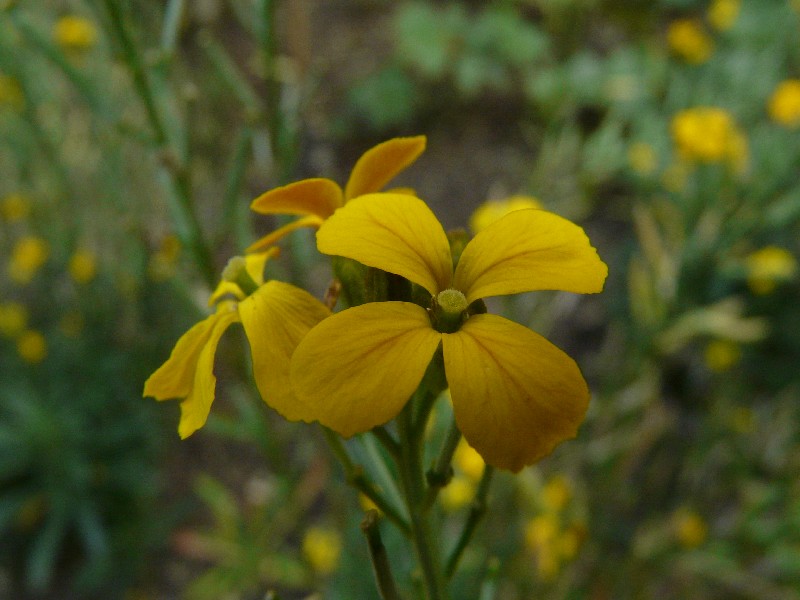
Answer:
316, 193, 453, 296
290, 302, 441, 436
443, 314, 590, 472
344, 136, 426, 200
238, 281, 331, 421
250, 178, 343, 219
454, 209, 608, 303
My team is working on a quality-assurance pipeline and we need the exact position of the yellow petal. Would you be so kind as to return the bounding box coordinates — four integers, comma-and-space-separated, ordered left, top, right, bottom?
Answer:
344, 135, 426, 201
208, 281, 245, 307
316, 193, 453, 296
246, 214, 325, 253
454, 209, 607, 303
442, 314, 589, 472
250, 178, 344, 219
290, 302, 441, 436
244, 247, 280, 286
238, 281, 331, 421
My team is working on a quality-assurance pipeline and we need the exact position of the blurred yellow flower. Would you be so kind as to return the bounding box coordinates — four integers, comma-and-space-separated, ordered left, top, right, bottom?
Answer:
8, 236, 49, 284
440, 476, 476, 512
667, 19, 713, 64
0, 74, 24, 110
249, 136, 426, 252
148, 235, 181, 281
704, 339, 741, 372
302, 527, 342, 576
627, 142, 658, 176
53, 15, 98, 51
68, 249, 97, 284
469, 195, 542, 233
359, 493, 381, 514
291, 194, 607, 471
1, 193, 31, 222
0, 302, 28, 337
745, 246, 797, 295
542, 475, 572, 513
708, 0, 740, 31
17, 330, 47, 364
767, 80, 800, 128
144, 249, 331, 438
453, 438, 485, 481
672, 509, 708, 548
671, 107, 748, 171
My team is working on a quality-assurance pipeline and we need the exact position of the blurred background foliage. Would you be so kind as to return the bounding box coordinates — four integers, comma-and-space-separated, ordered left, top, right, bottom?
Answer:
1, 0, 800, 598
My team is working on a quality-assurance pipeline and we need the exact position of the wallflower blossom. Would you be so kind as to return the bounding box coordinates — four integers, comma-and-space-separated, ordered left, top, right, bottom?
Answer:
672, 508, 708, 548
439, 476, 476, 512
68, 249, 97, 284
671, 107, 748, 171
1, 193, 31, 222
291, 194, 607, 472
0, 302, 28, 337
17, 330, 47, 364
0, 74, 24, 111
703, 339, 741, 372
53, 15, 98, 52
666, 19, 713, 64
708, 0, 740, 31
302, 526, 342, 575
767, 80, 800, 128
144, 249, 330, 438
469, 195, 542, 233
744, 246, 797, 295
248, 136, 425, 252
8, 236, 49, 284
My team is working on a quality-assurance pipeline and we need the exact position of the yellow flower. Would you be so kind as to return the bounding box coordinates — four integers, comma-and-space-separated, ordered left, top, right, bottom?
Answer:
704, 339, 741, 372
672, 509, 708, 548
68, 249, 97, 284
8, 236, 49, 284
1, 193, 31, 222
290, 194, 607, 471
453, 438, 485, 481
18, 330, 47, 364
671, 107, 748, 171
148, 235, 181, 281
53, 15, 98, 51
541, 475, 572, 512
439, 475, 476, 512
469, 195, 542, 234
302, 527, 342, 575
627, 142, 658, 176
144, 249, 330, 438
745, 246, 797, 294
708, 0, 740, 31
248, 136, 426, 252
767, 80, 800, 128
0, 74, 24, 110
667, 19, 713, 64
0, 302, 28, 337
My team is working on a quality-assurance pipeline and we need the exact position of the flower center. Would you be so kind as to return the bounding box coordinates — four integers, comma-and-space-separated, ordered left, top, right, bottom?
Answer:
432, 289, 468, 333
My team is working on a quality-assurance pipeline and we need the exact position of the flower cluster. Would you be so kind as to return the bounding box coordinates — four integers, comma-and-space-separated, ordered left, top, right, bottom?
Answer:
670, 106, 748, 171
145, 136, 608, 471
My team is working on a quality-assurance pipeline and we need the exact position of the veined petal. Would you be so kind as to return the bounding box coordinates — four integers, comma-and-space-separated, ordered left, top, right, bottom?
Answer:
244, 247, 280, 286
246, 214, 325, 253
443, 314, 589, 472
316, 193, 453, 296
291, 302, 441, 436
208, 281, 245, 306
454, 209, 608, 303
250, 178, 344, 219
344, 135, 426, 200
238, 281, 331, 421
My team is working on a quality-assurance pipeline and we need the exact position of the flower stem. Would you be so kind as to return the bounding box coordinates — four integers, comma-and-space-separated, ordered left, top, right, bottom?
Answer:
361, 510, 403, 600
424, 418, 462, 509
445, 465, 494, 579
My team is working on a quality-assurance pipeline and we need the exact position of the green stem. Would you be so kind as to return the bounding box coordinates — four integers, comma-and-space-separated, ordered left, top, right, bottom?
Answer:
372, 425, 401, 460
361, 510, 403, 600
397, 402, 448, 600
445, 466, 494, 579
424, 419, 462, 509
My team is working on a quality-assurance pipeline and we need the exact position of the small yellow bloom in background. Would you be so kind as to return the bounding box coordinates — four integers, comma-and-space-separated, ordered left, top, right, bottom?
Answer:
745, 246, 797, 295
0, 74, 24, 110
708, 0, 741, 31
1, 193, 31, 222
672, 508, 708, 548
541, 475, 573, 513
68, 249, 98, 284
248, 136, 426, 252
0, 302, 28, 337
627, 142, 658, 176
767, 80, 800, 128
17, 330, 47, 364
148, 235, 182, 281
439, 476, 476, 512
8, 236, 49, 284
359, 493, 381, 514
469, 195, 542, 234
453, 438, 485, 481
704, 339, 741, 372
667, 19, 714, 64
53, 15, 98, 51
302, 526, 342, 576
671, 107, 748, 171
